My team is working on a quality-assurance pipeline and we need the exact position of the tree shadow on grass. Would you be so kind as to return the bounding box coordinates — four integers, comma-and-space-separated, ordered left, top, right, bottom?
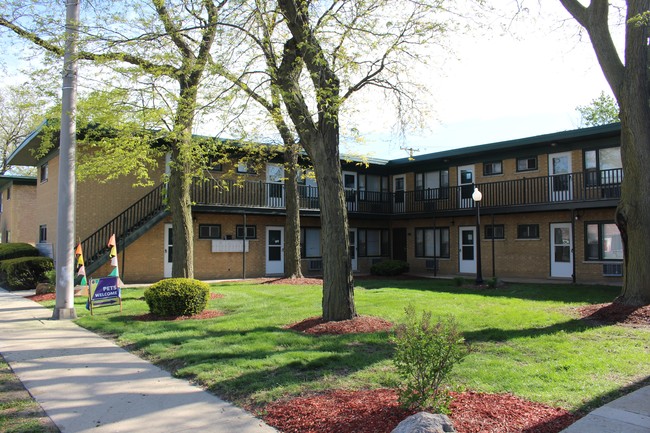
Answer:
356, 277, 621, 305
463, 317, 603, 343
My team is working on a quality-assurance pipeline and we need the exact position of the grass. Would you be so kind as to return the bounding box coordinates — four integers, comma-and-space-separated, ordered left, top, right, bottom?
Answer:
0, 355, 59, 433
42, 278, 649, 414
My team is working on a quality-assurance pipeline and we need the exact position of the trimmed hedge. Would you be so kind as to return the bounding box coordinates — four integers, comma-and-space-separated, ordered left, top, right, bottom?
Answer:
0, 256, 54, 291
370, 259, 410, 276
144, 278, 210, 317
0, 243, 40, 261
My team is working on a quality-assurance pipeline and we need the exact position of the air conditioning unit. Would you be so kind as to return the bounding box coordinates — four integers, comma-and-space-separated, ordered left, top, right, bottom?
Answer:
602, 263, 623, 277
308, 259, 322, 271
425, 259, 438, 271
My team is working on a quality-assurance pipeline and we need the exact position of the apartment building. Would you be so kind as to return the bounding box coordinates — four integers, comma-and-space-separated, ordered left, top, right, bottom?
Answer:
6, 122, 623, 284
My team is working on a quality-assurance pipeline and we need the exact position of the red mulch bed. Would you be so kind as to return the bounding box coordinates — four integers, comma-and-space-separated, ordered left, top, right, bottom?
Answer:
133, 309, 224, 321
262, 388, 579, 433
26, 293, 57, 302
285, 315, 393, 335
576, 302, 650, 327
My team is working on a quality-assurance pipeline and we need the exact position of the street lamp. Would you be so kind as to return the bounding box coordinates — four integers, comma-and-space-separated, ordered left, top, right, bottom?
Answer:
472, 187, 484, 284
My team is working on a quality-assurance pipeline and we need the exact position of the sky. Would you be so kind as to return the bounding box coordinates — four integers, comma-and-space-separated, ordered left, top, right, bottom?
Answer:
0, 1, 623, 162
340, 1, 623, 161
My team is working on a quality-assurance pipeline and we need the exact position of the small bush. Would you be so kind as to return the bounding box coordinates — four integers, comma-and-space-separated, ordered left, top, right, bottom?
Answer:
45, 269, 56, 285
391, 305, 469, 413
0, 243, 40, 261
144, 278, 210, 317
0, 257, 54, 291
370, 260, 409, 276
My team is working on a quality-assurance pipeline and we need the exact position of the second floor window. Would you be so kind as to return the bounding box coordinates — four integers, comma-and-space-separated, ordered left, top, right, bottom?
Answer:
517, 224, 539, 239
516, 156, 537, 172
415, 170, 449, 200
358, 174, 388, 201
584, 147, 622, 186
483, 161, 503, 176
237, 162, 256, 174
40, 163, 49, 183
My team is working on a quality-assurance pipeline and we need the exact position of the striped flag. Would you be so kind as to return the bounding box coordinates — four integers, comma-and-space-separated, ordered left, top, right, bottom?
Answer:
75, 243, 87, 286
108, 234, 119, 277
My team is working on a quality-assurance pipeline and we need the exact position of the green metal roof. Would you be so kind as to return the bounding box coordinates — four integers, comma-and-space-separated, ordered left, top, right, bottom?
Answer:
0, 175, 37, 190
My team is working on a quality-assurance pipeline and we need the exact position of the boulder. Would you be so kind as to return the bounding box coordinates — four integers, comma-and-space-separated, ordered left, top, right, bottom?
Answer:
35, 283, 55, 295
391, 412, 455, 433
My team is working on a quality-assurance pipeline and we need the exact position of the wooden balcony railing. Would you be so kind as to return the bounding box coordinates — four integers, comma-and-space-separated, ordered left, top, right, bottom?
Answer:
190, 169, 622, 214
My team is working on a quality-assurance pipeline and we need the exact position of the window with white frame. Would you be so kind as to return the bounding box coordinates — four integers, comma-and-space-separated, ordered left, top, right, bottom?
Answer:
300, 227, 322, 258
586, 222, 623, 261
415, 227, 450, 258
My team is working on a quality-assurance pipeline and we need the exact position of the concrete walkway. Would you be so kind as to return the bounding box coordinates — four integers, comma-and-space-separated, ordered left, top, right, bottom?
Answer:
0, 289, 277, 433
1, 289, 648, 433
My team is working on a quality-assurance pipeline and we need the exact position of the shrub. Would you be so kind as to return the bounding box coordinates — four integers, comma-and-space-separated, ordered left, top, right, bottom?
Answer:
370, 260, 409, 276
144, 278, 210, 317
45, 269, 56, 285
391, 305, 469, 413
0, 256, 54, 291
0, 243, 40, 261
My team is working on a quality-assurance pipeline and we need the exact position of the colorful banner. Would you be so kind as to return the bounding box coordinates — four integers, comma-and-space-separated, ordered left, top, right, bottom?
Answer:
107, 234, 119, 277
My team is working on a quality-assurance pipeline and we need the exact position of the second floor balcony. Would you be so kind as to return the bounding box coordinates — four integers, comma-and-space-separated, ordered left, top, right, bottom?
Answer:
190, 168, 623, 215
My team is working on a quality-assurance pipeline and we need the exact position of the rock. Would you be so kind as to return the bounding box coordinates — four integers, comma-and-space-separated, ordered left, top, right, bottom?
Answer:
391, 412, 455, 433
35, 283, 55, 295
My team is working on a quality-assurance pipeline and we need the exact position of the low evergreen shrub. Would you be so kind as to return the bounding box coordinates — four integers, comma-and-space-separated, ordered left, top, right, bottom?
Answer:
392, 305, 469, 413
0, 243, 40, 261
370, 260, 409, 276
144, 278, 210, 317
0, 256, 54, 291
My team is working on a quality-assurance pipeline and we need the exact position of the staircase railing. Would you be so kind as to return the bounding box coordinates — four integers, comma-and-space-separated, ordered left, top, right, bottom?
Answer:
81, 183, 168, 273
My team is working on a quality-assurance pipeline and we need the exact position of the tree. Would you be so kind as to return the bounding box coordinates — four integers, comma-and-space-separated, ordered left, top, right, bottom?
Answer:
576, 91, 620, 127
0, 1, 232, 278
272, 0, 452, 320
0, 84, 52, 175
560, 0, 650, 305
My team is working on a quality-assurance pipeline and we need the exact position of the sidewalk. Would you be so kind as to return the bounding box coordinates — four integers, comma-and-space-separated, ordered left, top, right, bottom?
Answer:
1, 289, 648, 433
0, 289, 278, 433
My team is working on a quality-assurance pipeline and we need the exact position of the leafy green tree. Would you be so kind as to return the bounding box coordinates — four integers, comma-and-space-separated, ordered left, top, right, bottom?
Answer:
0, 84, 53, 175
576, 91, 620, 127
0, 1, 233, 278
560, 0, 650, 305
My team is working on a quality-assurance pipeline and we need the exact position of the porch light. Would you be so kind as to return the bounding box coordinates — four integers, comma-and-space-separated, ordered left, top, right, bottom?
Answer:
473, 187, 484, 284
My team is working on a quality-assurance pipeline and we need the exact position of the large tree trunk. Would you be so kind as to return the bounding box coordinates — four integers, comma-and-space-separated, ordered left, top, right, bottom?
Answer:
284, 142, 303, 279
615, 0, 650, 306
307, 132, 356, 321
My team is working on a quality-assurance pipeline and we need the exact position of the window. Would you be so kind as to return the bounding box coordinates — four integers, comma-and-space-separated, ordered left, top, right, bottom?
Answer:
5, 187, 10, 200
517, 224, 539, 239
236, 225, 256, 239
358, 229, 389, 257
358, 174, 388, 201
198, 224, 221, 239
484, 224, 505, 240
483, 161, 503, 176
516, 156, 537, 172
584, 147, 622, 186
40, 163, 49, 183
415, 170, 449, 200
237, 162, 256, 174
301, 227, 322, 258
39, 225, 47, 243
415, 228, 450, 258
586, 222, 623, 261
5, 231, 9, 243
209, 162, 223, 171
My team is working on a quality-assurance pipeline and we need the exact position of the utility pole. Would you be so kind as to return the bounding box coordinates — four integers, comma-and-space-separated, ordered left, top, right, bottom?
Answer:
53, 0, 80, 320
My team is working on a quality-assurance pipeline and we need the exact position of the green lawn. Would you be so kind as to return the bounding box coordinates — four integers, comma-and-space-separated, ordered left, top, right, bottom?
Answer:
53, 278, 649, 413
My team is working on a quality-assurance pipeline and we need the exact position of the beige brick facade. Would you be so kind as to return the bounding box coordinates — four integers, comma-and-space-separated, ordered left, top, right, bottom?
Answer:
0, 182, 38, 244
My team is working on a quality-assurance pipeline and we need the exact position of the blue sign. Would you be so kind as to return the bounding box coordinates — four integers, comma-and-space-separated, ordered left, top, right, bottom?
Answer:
88, 277, 122, 314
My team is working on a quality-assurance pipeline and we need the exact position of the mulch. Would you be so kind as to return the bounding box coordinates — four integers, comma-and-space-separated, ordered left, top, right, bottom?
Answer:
284, 315, 394, 335
262, 388, 580, 433
576, 301, 650, 327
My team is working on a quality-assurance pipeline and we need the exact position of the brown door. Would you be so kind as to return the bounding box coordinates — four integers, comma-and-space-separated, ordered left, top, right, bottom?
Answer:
392, 228, 407, 261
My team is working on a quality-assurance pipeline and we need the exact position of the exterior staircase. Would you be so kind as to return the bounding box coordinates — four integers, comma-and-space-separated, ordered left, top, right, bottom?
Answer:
81, 183, 168, 276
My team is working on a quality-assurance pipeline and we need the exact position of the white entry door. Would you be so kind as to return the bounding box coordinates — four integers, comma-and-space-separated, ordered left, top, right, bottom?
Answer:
549, 152, 572, 201
459, 227, 477, 274
164, 223, 173, 278
266, 226, 284, 275
393, 175, 405, 213
349, 228, 357, 271
458, 165, 475, 208
550, 223, 573, 278
266, 163, 285, 207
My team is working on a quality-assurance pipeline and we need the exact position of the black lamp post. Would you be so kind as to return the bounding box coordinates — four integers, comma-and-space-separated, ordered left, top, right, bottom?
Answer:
472, 187, 484, 284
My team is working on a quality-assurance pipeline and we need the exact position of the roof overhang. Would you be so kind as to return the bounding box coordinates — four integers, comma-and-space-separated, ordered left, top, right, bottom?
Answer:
7, 120, 49, 167
0, 175, 37, 190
